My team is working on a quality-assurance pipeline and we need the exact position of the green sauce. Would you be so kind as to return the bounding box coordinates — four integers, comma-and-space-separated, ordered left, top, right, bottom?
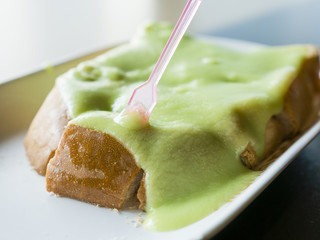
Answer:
57, 22, 308, 231
114, 109, 149, 130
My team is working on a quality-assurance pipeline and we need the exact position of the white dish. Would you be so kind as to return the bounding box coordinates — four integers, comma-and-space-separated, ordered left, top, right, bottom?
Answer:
0, 37, 319, 240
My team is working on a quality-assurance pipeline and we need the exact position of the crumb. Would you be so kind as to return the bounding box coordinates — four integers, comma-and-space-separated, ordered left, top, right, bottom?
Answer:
42, 62, 54, 73
135, 212, 144, 224
112, 208, 119, 214
125, 212, 144, 228
47, 191, 60, 197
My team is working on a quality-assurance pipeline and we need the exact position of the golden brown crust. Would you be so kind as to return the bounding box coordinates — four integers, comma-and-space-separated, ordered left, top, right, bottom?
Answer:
240, 46, 320, 170
24, 87, 68, 175
46, 124, 143, 209
137, 173, 147, 210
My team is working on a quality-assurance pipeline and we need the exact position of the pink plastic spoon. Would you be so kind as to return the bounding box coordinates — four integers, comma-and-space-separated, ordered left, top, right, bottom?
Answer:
121, 0, 203, 124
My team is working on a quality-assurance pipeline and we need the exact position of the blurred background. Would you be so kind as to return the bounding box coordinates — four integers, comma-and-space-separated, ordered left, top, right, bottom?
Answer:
0, 0, 319, 82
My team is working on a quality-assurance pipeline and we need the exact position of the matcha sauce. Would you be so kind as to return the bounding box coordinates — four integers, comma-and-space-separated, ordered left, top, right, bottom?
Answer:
57, 23, 307, 231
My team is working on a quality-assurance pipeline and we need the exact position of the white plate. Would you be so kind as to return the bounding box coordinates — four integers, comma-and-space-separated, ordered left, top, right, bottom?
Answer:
0, 37, 319, 240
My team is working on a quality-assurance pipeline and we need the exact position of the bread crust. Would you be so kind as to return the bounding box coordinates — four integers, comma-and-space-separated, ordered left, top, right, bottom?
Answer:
24, 87, 68, 175
46, 124, 143, 209
137, 173, 147, 210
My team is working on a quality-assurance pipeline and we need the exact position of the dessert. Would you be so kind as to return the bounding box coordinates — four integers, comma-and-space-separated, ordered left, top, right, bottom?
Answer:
24, 23, 320, 231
